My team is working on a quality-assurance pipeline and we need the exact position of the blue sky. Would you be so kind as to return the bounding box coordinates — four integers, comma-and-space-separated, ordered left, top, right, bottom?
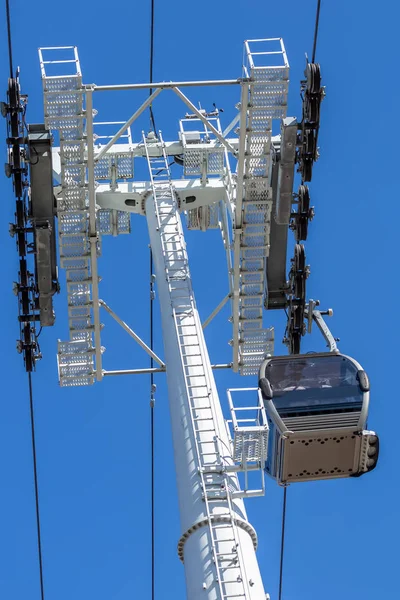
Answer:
0, 1, 397, 599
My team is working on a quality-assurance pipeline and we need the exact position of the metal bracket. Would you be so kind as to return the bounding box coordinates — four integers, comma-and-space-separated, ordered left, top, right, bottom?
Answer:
305, 300, 338, 352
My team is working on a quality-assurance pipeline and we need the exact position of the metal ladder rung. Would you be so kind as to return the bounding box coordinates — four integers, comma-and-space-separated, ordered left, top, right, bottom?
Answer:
171, 296, 193, 302
178, 334, 198, 338
187, 384, 208, 389
168, 276, 188, 281
195, 428, 217, 434
240, 268, 265, 275
199, 452, 219, 457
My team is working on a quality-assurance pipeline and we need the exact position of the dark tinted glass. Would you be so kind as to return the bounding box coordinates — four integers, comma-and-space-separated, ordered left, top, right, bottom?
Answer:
265, 355, 362, 410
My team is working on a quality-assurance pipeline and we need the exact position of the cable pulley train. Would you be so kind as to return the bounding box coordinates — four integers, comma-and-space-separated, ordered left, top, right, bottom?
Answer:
3, 35, 379, 600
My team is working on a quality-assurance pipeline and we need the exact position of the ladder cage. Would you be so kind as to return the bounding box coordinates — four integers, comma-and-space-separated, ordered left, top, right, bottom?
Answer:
226, 387, 269, 466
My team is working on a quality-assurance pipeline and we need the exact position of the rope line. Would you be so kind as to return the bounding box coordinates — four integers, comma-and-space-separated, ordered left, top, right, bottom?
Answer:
150, 255, 155, 600
5, 3, 45, 598
28, 372, 45, 600
278, 486, 287, 600
149, 4, 156, 600
311, 0, 322, 63
5, 0, 13, 78
149, 0, 157, 132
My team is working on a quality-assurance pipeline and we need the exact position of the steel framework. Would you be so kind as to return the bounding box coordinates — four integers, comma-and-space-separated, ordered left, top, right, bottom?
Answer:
38, 39, 296, 600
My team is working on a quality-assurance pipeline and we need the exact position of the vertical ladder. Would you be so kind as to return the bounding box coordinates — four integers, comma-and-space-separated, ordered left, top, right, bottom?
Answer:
143, 131, 250, 600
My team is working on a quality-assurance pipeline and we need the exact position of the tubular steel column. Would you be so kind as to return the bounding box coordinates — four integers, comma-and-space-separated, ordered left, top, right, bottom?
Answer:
145, 188, 266, 600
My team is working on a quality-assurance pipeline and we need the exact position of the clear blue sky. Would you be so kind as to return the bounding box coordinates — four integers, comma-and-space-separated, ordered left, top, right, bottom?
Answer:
0, 1, 397, 599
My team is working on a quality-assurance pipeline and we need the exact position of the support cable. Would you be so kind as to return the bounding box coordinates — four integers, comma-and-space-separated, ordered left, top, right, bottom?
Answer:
148, 0, 157, 133
150, 259, 155, 600
148, 4, 156, 600
28, 372, 45, 600
311, 0, 322, 63
5, 0, 13, 78
278, 486, 287, 600
5, 3, 45, 599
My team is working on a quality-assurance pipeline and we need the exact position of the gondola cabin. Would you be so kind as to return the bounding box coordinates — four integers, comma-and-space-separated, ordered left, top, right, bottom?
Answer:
258, 353, 379, 484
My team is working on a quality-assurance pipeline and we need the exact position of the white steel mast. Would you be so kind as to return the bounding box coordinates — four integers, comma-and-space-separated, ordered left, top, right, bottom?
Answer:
144, 133, 265, 599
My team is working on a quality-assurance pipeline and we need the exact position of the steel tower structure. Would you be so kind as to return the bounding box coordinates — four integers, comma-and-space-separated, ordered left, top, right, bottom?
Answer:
36, 39, 288, 599
20, 35, 378, 599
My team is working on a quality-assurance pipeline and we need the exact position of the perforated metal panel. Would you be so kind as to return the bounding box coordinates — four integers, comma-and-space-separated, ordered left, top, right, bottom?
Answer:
97, 209, 131, 235
93, 153, 134, 180
183, 148, 224, 177
186, 204, 219, 231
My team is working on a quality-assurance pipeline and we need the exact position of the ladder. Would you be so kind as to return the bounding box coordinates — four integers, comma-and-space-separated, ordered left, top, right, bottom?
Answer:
143, 131, 251, 600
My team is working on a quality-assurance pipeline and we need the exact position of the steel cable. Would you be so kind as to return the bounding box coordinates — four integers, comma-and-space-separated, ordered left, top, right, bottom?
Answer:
149, 3, 156, 600
28, 372, 45, 600
149, 0, 157, 133
5, 2, 45, 598
5, 0, 13, 78
278, 486, 288, 600
311, 0, 322, 63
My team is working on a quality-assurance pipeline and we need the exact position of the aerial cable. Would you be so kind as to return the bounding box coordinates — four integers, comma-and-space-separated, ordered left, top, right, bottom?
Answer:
311, 0, 322, 63
28, 372, 46, 600
148, 0, 157, 133
150, 262, 155, 600
5, 2, 45, 598
5, 0, 14, 78
148, 2, 156, 600
278, 486, 288, 600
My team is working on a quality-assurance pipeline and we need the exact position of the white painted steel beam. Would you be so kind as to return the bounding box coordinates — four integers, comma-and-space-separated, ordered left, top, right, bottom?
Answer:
232, 82, 249, 371
94, 79, 245, 92
86, 88, 103, 381
95, 178, 228, 215
102, 364, 232, 376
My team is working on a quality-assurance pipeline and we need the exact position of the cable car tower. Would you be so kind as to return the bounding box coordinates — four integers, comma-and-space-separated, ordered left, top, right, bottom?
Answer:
3, 34, 379, 600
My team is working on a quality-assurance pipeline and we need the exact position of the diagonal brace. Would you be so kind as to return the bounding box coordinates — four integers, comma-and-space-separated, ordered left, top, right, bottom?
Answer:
93, 88, 163, 163
172, 87, 238, 157
99, 299, 165, 368
202, 293, 230, 330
